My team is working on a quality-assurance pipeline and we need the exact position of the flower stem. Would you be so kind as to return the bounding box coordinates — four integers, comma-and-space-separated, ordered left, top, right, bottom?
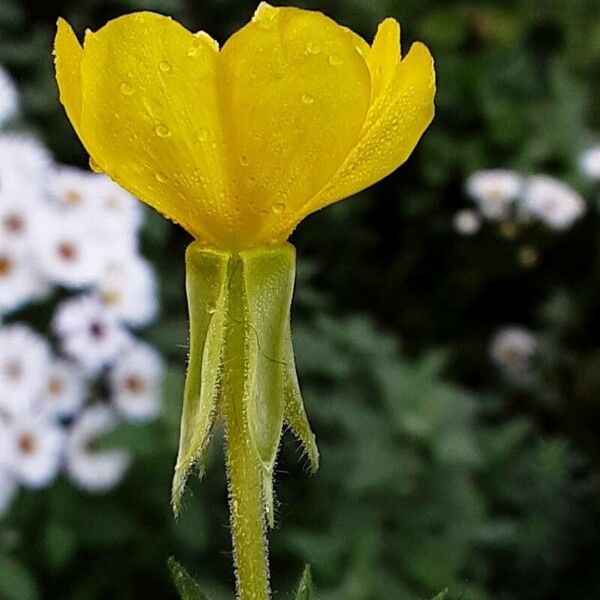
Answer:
223, 257, 270, 600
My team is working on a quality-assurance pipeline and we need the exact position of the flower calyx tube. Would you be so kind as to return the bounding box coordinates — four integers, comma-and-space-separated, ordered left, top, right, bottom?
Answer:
173, 242, 318, 599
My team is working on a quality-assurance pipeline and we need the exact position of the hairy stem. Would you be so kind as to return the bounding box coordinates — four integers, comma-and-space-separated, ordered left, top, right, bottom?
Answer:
223, 257, 270, 600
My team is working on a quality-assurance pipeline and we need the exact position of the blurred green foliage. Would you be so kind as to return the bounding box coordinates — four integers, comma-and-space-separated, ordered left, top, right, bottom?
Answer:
1, 0, 600, 598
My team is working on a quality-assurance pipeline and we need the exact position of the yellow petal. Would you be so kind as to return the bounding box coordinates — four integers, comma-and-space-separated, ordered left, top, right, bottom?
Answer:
340, 25, 371, 61
367, 18, 401, 103
219, 3, 371, 246
54, 18, 83, 135
279, 21, 435, 238
76, 12, 231, 244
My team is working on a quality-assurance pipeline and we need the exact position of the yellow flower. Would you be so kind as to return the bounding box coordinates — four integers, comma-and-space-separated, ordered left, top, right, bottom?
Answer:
54, 3, 435, 250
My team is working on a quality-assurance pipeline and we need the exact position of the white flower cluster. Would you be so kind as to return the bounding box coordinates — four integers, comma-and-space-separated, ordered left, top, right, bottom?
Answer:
490, 326, 537, 380
580, 145, 600, 182
454, 169, 587, 235
0, 66, 18, 126
0, 71, 163, 515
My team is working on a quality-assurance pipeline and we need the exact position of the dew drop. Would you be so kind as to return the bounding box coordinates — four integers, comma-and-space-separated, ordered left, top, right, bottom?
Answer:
306, 42, 321, 55
328, 54, 342, 66
197, 128, 209, 142
155, 172, 167, 183
272, 202, 285, 214
89, 158, 102, 173
155, 124, 171, 137
188, 42, 200, 57
119, 82, 134, 96
240, 155, 249, 167
159, 61, 172, 73
302, 93, 314, 105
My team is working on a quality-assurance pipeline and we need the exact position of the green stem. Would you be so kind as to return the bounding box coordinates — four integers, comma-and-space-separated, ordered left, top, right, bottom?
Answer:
222, 257, 270, 600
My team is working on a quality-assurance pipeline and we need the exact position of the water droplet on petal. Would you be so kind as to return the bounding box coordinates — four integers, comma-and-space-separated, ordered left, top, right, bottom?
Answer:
302, 93, 314, 105
159, 61, 172, 73
119, 82, 134, 96
354, 44, 367, 58
89, 158, 102, 173
306, 42, 321, 55
272, 202, 285, 214
155, 124, 171, 137
328, 54, 342, 66
155, 172, 167, 183
188, 42, 200, 57
240, 155, 249, 167
197, 128, 209, 142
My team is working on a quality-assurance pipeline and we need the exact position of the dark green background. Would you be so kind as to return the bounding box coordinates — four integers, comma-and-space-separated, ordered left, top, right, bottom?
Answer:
1, 0, 600, 598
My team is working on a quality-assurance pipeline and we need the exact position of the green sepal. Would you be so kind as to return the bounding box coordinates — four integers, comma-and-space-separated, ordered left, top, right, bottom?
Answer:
283, 327, 319, 473
172, 245, 230, 516
241, 245, 295, 473
167, 557, 211, 600
293, 565, 313, 600
240, 244, 295, 527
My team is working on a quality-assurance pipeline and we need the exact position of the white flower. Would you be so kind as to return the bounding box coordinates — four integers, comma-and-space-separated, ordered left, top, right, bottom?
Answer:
452, 209, 481, 236
34, 211, 104, 289
466, 169, 523, 221
1, 413, 64, 488
41, 359, 87, 419
0, 465, 17, 516
521, 175, 586, 230
580, 146, 600, 181
0, 324, 51, 415
52, 295, 131, 375
90, 177, 143, 237
490, 326, 537, 372
109, 342, 163, 422
0, 197, 43, 251
49, 167, 141, 249
0, 137, 49, 222
97, 255, 158, 328
49, 165, 99, 216
0, 134, 51, 196
65, 405, 130, 493
0, 243, 47, 315
0, 66, 18, 126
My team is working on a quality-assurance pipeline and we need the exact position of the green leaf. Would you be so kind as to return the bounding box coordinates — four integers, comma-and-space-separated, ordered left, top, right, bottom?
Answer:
0, 555, 40, 600
293, 565, 312, 600
167, 557, 211, 600
43, 521, 77, 570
